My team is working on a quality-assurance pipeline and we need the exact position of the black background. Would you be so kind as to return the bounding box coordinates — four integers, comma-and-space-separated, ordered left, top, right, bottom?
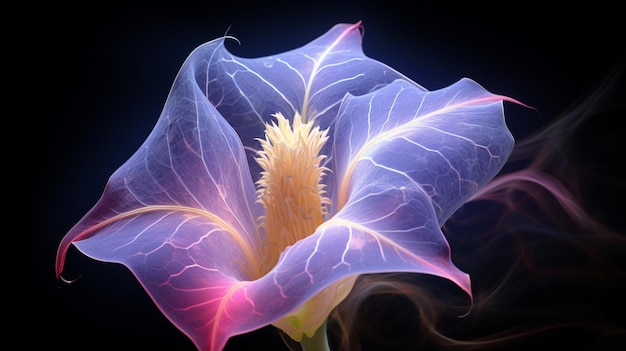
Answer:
29, 2, 625, 350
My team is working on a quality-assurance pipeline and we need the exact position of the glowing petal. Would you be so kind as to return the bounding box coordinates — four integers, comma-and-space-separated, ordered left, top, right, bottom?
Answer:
195, 22, 415, 180
332, 78, 517, 223
55, 60, 264, 350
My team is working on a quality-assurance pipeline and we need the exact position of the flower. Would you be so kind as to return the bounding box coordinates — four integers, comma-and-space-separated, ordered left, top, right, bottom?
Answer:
55, 22, 517, 351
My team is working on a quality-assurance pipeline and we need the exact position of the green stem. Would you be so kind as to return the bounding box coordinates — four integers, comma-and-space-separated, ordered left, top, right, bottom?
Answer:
299, 321, 330, 351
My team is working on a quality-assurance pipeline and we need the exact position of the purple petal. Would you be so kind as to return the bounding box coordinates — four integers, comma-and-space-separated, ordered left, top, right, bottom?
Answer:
331, 78, 516, 224
209, 184, 473, 344
188, 22, 413, 180
56, 59, 264, 350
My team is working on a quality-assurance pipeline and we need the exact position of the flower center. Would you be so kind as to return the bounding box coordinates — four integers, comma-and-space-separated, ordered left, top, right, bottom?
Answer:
255, 112, 331, 276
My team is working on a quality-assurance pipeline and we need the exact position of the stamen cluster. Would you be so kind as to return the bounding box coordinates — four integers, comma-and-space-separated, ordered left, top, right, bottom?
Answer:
255, 112, 331, 275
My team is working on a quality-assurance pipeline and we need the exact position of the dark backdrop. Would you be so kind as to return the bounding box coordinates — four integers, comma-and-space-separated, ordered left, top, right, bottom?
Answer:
31, 2, 624, 350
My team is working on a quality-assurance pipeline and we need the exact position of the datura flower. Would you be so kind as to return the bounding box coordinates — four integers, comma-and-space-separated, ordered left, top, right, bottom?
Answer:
56, 22, 518, 351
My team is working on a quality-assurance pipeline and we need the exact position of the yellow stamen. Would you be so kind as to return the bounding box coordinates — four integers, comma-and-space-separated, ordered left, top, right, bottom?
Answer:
255, 112, 331, 276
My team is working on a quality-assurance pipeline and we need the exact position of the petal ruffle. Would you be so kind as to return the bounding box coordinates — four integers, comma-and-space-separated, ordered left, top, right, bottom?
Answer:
55, 55, 264, 350
331, 78, 516, 223
187, 22, 414, 179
